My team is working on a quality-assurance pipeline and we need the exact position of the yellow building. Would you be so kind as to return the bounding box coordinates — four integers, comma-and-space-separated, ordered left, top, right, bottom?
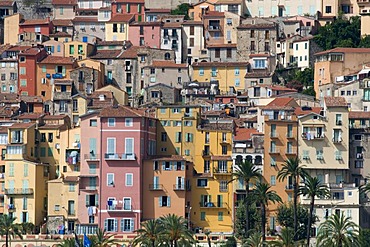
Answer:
105, 14, 134, 41
64, 41, 95, 60
95, 84, 129, 106
77, 58, 105, 88
4, 123, 48, 226
72, 94, 88, 127
192, 62, 250, 93
4, 13, 22, 45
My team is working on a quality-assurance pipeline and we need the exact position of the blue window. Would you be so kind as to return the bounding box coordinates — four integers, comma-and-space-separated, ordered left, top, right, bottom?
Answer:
211, 67, 217, 77
199, 67, 204, 76
57, 45, 61, 52
82, 36, 88, 42
254, 59, 266, 68
235, 79, 240, 87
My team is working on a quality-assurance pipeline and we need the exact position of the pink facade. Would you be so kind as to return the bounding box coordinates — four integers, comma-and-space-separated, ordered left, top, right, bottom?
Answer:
77, 106, 157, 234
128, 22, 162, 48
111, 0, 145, 22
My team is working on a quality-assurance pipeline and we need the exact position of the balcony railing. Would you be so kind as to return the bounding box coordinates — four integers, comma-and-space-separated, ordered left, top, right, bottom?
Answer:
302, 133, 325, 140
84, 154, 100, 161
173, 184, 185, 191
202, 150, 211, 156
104, 153, 136, 160
286, 148, 297, 155
332, 137, 342, 143
199, 202, 227, 208
269, 148, 280, 154
149, 184, 163, 190
5, 188, 33, 195
220, 138, 231, 144
53, 91, 71, 100
286, 133, 294, 139
213, 168, 231, 175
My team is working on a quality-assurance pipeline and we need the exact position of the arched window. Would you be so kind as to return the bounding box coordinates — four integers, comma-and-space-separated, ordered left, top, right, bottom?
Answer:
164, 53, 171, 60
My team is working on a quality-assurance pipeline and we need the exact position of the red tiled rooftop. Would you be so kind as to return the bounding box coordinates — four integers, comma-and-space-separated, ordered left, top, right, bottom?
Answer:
207, 43, 236, 48
19, 95, 42, 103
52, 19, 73, 26
9, 122, 35, 129
6, 46, 32, 52
0, 1, 14, 7
44, 114, 68, 120
294, 107, 322, 116
163, 22, 182, 28
349, 111, 370, 119
269, 85, 297, 92
324, 97, 347, 107
39, 56, 75, 64
20, 47, 44, 55
73, 17, 98, 22
50, 31, 72, 37
52, 0, 77, 5
204, 11, 224, 17
150, 60, 188, 68
192, 61, 249, 67
264, 98, 296, 109
89, 50, 122, 59
118, 46, 140, 59
20, 19, 50, 26
114, 0, 144, 2
16, 113, 44, 119
234, 128, 259, 141
108, 14, 135, 23
315, 47, 370, 56
145, 8, 171, 13
238, 23, 276, 29
99, 105, 147, 118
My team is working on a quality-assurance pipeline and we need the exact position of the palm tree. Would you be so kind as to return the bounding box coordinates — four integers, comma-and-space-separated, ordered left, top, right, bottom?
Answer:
277, 157, 306, 240
244, 232, 264, 247
0, 214, 22, 247
269, 227, 303, 247
159, 214, 195, 247
57, 238, 77, 247
204, 229, 211, 247
231, 160, 262, 236
252, 182, 282, 241
132, 219, 164, 247
316, 213, 361, 247
299, 174, 329, 247
89, 228, 117, 247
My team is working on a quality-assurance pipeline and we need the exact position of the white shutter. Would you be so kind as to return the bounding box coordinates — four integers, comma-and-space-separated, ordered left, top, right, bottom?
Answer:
120, 219, 124, 232
167, 196, 171, 207
130, 219, 134, 231
159, 197, 162, 207
181, 162, 185, 170
181, 177, 185, 188
107, 138, 115, 154
162, 162, 165, 170
114, 219, 118, 232
104, 219, 108, 231
125, 138, 134, 154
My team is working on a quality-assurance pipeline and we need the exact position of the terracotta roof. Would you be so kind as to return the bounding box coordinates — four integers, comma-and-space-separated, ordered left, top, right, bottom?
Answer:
107, 14, 134, 23
6, 46, 32, 52
207, 43, 237, 48
237, 23, 276, 29
73, 17, 98, 22
64, 176, 79, 182
20, 95, 43, 103
39, 124, 65, 129
349, 111, 370, 119
294, 107, 322, 116
249, 54, 270, 58
264, 98, 296, 109
198, 122, 233, 131
163, 22, 182, 28
39, 56, 75, 64
118, 46, 140, 59
202, 110, 225, 116
153, 155, 185, 161
96, 40, 125, 46
0, 1, 13, 7
324, 97, 347, 107
315, 47, 370, 56
50, 31, 72, 37
292, 36, 314, 43
99, 105, 146, 117
0, 126, 8, 133
89, 50, 122, 59
182, 20, 203, 25
20, 19, 50, 26
211, 155, 232, 161
130, 21, 162, 26
269, 85, 297, 92
54, 79, 73, 85
0, 93, 19, 102
204, 11, 224, 17
192, 61, 249, 67
146, 8, 171, 13
52, 0, 77, 5
244, 72, 271, 78
16, 113, 44, 120
9, 122, 34, 129
52, 19, 73, 26
216, 0, 242, 3
234, 128, 259, 141
44, 114, 68, 120
20, 47, 45, 55
149, 60, 187, 68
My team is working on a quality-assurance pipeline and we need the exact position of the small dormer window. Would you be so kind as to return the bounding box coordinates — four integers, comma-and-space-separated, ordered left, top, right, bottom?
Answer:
99, 94, 105, 101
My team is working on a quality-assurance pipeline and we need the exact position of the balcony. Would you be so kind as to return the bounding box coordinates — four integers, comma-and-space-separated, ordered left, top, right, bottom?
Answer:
149, 184, 163, 190
80, 186, 98, 191
173, 184, 185, 191
66, 150, 80, 165
316, 154, 324, 160
285, 184, 294, 191
265, 115, 297, 121
68, 210, 76, 216
356, 153, 364, 160
332, 137, 342, 143
6, 145, 26, 160
286, 148, 297, 155
270, 132, 279, 139
5, 188, 33, 195
7, 204, 15, 210
53, 91, 71, 100
220, 138, 231, 144
213, 168, 231, 175
84, 154, 100, 161
202, 150, 211, 157
199, 202, 227, 209
207, 25, 222, 31
286, 133, 295, 139
269, 148, 280, 154
121, 153, 136, 160
302, 132, 325, 140
106, 204, 132, 212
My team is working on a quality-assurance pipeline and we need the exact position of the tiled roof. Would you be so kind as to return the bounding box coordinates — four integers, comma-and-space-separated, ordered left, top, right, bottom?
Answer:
50, 31, 72, 37
163, 22, 182, 28
115, 0, 144, 2
269, 85, 297, 92
52, 19, 73, 26
149, 60, 188, 68
244, 72, 271, 78
182, 20, 203, 25
64, 176, 79, 182
6, 46, 32, 52
349, 111, 370, 119
0, 93, 19, 102
39, 124, 65, 129
234, 128, 259, 141
20, 47, 44, 55
216, 0, 242, 3
324, 97, 347, 107
192, 61, 249, 67
20, 95, 43, 103
315, 47, 370, 56
20, 19, 50, 26
204, 11, 224, 17
39, 56, 75, 64
118, 46, 140, 59
89, 50, 122, 59
206, 43, 236, 48
153, 155, 185, 161
107, 14, 135, 23
0, 1, 14, 7
264, 98, 296, 109
211, 155, 232, 161
96, 40, 126, 46
52, 0, 77, 5
294, 107, 322, 116
130, 21, 163, 26
54, 79, 73, 85
16, 113, 44, 120
99, 105, 147, 117
0, 126, 8, 133
73, 17, 98, 22
44, 114, 68, 120
145, 8, 171, 13
198, 122, 233, 131
9, 122, 34, 129
237, 23, 276, 29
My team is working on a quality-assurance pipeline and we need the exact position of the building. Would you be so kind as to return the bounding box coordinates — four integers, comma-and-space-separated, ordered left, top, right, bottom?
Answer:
42, 40, 65, 57
64, 41, 95, 60
51, 0, 76, 20
111, 0, 145, 22
3, 13, 22, 45
182, 20, 206, 64
160, 16, 184, 64
105, 14, 135, 42
144, 83, 180, 105
19, 18, 53, 36
128, 21, 162, 47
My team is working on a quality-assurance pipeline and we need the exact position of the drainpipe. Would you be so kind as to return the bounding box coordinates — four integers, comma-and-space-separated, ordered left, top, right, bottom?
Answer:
99, 117, 103, 230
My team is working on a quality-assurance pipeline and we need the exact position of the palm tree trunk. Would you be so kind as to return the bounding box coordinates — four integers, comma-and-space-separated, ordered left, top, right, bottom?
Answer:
261, 204, 266, 242
207, 236, 211, 247
151, 239, 155, 247
5, 232, 8, 247
293, 176, 298, 241
245, 182, 250, 237
306, 196, 315, 247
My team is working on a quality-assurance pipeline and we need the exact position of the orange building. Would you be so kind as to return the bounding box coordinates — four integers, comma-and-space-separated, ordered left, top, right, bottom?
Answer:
188, 0, 216, 21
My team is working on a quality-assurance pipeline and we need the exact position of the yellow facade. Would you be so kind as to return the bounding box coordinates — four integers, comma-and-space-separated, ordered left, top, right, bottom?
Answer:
77, 59, 105, 89
72, 95, 88, 127
105, 21, 130, 42
96, 85, 129, 106
192, 62, 249, 93
4, 14, 22, 45
64, 41, 94, 60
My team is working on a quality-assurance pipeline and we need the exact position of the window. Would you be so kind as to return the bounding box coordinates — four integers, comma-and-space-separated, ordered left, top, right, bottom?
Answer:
125, 118, 133, 127
107, 173, 114, 186
215, 48, 220, 58
125, 173, 133, 186
250, 41, 255, 51
159, 196, 171, 207
20, 67, 26, 75
123, 198, 131, 210
108, 118, 115, 127
90, 119, 97, 127
218, 212, 223, 221
121, 218, 134, 232
254, 59, 266, 68
200, 212, 206, 221
250, 30, 255, 38
227, 48, 232, 58
48, 133, 53, 142
270, 175, 276, 186
69, 184, 75, 192
189, 38, 194, 47
197, 179, 208, 187
105, 218, 118, 232
161, 132, 167, 142
8, 163, 14, 177
325, 6, 332, 13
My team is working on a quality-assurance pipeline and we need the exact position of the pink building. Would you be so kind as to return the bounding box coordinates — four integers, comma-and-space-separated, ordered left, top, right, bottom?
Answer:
19, 18, 54, 36
77, 106, 157, 234
111, 0, 145, 22
128, 21, 162, 48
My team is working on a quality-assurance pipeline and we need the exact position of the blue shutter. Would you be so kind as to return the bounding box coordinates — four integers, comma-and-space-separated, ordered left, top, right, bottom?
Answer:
181, 162, 185, 170
120, 219, 124, 232
104, 219, 108, 231
57, 45, 61, 52
130, 219, 134, 231
114, 219, 118, 232
51, 46, 55, 53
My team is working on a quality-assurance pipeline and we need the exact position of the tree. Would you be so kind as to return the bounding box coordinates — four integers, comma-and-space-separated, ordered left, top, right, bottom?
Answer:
302, 87, 316, 97
234, 199, 260, 241
360, 228, 370, 247
17, 222, 35, 234
170, 3, 190, 20
56, 238, 77, 247
299, 175, 330, 246
276, 203, 315, 240
159, 214, 195, 247
244, 232, 264, 247
231, 161, 262, 237
132, 219, 164, 247
277, 157, 306, 241
252, 183, 282, 241
0, 214, 22, 247
269, 227, 302, 247
89, 228, 117, 247
316, 213, 361, 247
221, 236, 237, 247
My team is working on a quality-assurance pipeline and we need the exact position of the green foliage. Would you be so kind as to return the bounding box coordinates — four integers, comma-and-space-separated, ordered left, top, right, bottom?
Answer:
171, 3, 190, 20
360, 228, 370, 247
89, 228, 117, 247
0, 214, 23, 247
234, 200, 260, 241
16, 222, 35, 234
302, 87, 316, 97
268, 227, 305, 247
244, 232, 264, 247
314, 15, 361, 50
221, 236, 237, 247
294, 68, 314, 86
359, 35, 370, 48
276, 203, 315, 240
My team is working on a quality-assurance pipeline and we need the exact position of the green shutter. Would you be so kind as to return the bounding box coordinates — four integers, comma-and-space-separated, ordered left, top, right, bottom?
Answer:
48, 147, 53, 157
